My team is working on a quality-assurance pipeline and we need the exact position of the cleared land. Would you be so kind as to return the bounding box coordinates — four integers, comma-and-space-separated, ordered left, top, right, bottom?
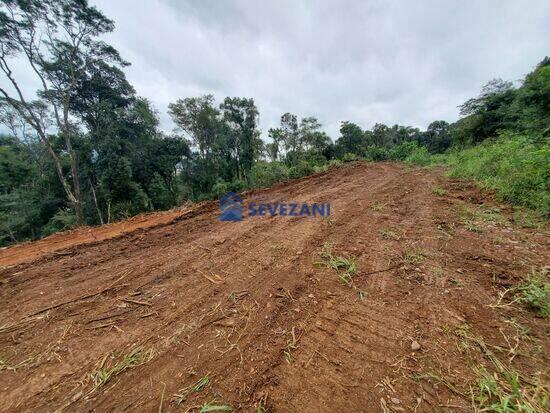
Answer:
0, 162, 548, 412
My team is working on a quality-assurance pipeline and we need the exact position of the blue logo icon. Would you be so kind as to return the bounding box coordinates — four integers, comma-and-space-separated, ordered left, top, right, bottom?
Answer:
219, 192, 243, 221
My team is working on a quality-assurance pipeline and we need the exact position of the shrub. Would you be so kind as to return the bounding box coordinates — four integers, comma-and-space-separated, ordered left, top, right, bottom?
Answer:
364, 145, 390, 161
288, 160, 315, 179
248, 161, 289, 188
404, 145, 433, 166
444, 133, 549, 216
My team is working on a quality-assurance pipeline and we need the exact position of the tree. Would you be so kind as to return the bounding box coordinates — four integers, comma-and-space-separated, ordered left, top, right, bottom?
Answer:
0, 0, 127, 223
515, 57, 550, 137
423, 120, 451, 153
220, 97, 260, 178
280, 112, 299, 154
168, 95, 220, 158
336, 121, 366, 155
458, 78, 516, 143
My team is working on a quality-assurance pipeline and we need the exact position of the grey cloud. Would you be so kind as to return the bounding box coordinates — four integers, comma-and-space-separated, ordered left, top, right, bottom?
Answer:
92, 0, 550, 139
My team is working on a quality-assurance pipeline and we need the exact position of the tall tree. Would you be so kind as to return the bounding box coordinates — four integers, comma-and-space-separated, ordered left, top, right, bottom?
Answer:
0, 0, 127, 223
220, 97, 260, 178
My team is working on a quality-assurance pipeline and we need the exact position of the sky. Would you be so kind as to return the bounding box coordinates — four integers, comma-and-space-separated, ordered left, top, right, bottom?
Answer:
7, 0, 550, 140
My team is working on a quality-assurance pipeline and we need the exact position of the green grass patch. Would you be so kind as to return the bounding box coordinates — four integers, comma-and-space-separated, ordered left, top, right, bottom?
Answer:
514, 268, 549, 318
92, 347, 155, 387
443, 134, 549, 217
316, 243, 357, 286
432, 186, 447, 196
173, 375, 211, 405
473, 367, 548, 412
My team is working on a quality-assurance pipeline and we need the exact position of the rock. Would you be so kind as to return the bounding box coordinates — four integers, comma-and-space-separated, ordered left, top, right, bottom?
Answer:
391, 397, 401, 404
411, 340, 421, 351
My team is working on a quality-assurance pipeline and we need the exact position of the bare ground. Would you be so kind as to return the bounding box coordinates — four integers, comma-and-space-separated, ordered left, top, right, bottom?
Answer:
0, 162, 548, 412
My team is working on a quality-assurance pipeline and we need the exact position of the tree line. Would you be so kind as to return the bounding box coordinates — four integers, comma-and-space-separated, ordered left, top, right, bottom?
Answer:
0, 0, 548, 246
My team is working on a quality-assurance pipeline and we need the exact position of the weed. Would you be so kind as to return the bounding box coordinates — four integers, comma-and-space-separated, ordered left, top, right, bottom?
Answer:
283, 349, 294, 364
514, 268, 549, 317
283, 327, 298, 364
316, 243, 357, 286
413, 371, 464, 396
442, 134, 549, 216
403, 249, 425, 264
173, 375, 211, 404
473, 367, 548, 412
359, 290, 366, 301
512, 209, 544, 229
380, 228, 400, 241
92, 347, 155, 387
322, 216, 337, 226
0, 357, 33, 372
370, 202, 384, 211
432, 186, 447, 196
199, 401, 233, 412
464, 220, 482, 232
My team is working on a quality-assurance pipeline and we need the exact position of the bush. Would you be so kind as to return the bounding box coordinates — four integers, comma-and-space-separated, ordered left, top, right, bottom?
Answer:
288, 160, 315, 179
248, 161, 289, 188
211, 179, 230, 199
444, 133, 549, 216
404, 145, 433, 166
342, 152, 360, 162
42, 210, 77, 236
364, 145, 390, 161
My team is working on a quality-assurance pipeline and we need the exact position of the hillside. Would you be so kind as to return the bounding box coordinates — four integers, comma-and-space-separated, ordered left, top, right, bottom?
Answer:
0, 162, 548, 412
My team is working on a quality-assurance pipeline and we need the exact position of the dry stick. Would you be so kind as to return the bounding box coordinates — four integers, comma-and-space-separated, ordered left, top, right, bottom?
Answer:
121, 298, 152, 307
159, 382, 166, 413
26, 272, 129, 317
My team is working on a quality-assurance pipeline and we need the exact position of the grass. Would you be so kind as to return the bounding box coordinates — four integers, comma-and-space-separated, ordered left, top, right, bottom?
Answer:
92, 347, 155, 387
316, 243, 357, 286
380, 228, 400, 241
511, 209, 544, 229
473, 367, 548, 412
514, 268, 549, 318
453, 324, 549, 412
370, 202, 384, 211
173, 375, 211, 405
456, 203, 507, 232
404, 134, 549, 218
492, 268, 550, 318
403, 248, 425, 264
199, 401, 233, 412
432, 186, 447, 196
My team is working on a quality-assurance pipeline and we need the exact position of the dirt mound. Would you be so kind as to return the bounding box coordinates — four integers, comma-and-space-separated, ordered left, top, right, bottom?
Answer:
0, 162, 548, 412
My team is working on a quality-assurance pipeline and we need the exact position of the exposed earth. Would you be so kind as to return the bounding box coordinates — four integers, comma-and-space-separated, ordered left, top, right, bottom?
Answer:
0, 162, 548, 412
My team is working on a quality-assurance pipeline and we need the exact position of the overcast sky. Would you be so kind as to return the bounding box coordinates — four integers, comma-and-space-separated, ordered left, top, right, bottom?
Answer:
87, 1, 549, 139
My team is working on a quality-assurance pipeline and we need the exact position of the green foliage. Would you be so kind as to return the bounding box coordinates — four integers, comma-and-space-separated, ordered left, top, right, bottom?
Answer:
288, 160, 315, 179
514, 268, 549, 317
42, 210, 77, 236
404, 145, 433, 166
474, 367, 547, 412
444, 134, 549, 216
248, 161, 289, 188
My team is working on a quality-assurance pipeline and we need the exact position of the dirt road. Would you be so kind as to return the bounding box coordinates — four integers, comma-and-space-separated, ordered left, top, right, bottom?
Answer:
0, 162, 548, 412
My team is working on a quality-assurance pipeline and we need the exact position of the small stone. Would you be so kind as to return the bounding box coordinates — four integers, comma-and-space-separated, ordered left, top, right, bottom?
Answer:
411, 340, 421, 351
391, 397, 401, 404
